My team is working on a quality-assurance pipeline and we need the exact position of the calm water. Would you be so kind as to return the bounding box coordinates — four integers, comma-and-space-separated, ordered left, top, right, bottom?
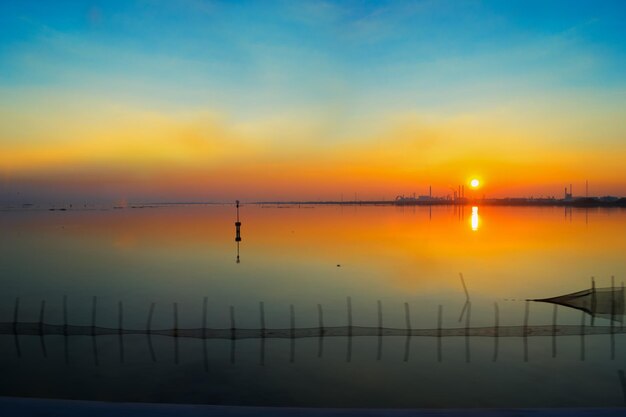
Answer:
1, 204, 625, 408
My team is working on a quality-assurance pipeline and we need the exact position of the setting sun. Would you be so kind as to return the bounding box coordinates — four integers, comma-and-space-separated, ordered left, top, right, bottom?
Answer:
470, 179, 480, 188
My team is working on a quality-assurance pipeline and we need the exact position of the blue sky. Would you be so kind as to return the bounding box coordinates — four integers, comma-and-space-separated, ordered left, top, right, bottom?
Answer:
3, 0, 625, 111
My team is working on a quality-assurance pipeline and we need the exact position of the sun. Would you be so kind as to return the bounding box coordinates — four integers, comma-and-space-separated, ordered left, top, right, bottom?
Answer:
470, 179, 480, 188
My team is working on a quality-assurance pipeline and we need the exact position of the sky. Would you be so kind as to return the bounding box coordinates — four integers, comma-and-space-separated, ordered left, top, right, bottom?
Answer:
1, 0, 626, 203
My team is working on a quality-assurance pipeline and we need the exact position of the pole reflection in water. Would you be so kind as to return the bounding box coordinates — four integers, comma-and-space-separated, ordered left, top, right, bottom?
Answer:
403, 302, 411, 362
377, 300, 383, 361
146, 302, 157, 362
317, 304, 324, 358
493, 303, 499, 362
3, 294, 626, 379
63, 295, 69, 364
13, 297, 21, 358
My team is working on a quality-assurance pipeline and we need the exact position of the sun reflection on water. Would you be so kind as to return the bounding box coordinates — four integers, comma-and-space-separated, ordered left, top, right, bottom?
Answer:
471, 206, 479, 231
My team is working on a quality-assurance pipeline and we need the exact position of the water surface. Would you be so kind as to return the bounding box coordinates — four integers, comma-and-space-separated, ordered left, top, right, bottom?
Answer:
1, 204, 625, 407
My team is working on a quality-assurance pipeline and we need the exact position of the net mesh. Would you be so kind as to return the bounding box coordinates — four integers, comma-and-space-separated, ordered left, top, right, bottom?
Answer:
535, 286, 624, 322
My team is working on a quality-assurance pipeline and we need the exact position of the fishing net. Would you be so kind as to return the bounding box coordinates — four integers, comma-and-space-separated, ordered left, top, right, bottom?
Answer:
535, 286, 624, 322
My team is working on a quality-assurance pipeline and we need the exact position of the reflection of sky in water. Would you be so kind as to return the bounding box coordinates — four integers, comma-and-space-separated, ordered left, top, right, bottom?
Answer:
1, 205, 625, 326
0, 206, 625, 407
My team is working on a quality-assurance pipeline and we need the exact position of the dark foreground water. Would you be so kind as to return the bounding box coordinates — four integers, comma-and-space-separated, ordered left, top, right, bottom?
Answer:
0, 204, 625, 408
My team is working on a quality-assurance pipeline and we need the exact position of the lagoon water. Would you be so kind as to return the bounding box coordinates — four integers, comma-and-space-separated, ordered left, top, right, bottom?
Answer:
1, 204, 625, 408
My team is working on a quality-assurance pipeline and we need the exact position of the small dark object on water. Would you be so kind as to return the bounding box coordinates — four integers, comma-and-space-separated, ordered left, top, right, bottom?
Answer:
336, 264, 341, 267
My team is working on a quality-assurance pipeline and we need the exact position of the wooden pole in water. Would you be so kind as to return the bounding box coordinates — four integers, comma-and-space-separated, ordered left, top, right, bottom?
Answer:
493, 302, 499, 335
580, 310, 586, 361
13, 301, 21, 358
317, 303, 324, 358
259, 332, 265, 366
611, 276, 616, 321
458, 301, 469, 323
290, 304, 296, 363
62, 295, 68, 363
91, 295, 100, 366
259, 302, 266, 364
377, 300, 383, 361
118, 301, 123, 334
591, 276, 596, 327
523, 301, 529, 335
38, 300, 47, 357
202, 297, 208, 338
346, 330, 352, 363
39, 300, 45, 333
147, 303, 157, 362
118, 301, 125, 363
438, 305, 443, 363
404, 302, 412, 332
229, 306, 236, 363
346, 297, 353, 331
259, 302, 266, 335
146, 302, 155, 334
523, 301, 529, 362
12, 296, 21, 327
317, 304, 324, 329
230, 306, 236, 340
493, 303, 499, 362
465, 302, 471, 363
63, 295, 70, 364
552, 304, 558, 359
12, 297, 19, 334
346, 297, 353, 362
459, 273, 470, 301
172, 302, 179, 364
63, 295, 68, 336
173, 302, 178, 337
230, 337, 236, 364
203, 332, 209, 371
91, 296, 97, 336
611, 276, 616, 360
403, 302, 413, 362
91, 333, 100, 366
403, 328, 411, 362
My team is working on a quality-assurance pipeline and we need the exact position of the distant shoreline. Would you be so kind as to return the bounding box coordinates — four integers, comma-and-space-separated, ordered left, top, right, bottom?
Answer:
252, 198, 626, 208
3, 198, 626, 211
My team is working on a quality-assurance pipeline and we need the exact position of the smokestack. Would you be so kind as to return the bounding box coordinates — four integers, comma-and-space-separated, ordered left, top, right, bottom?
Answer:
462, 185, 465, 199
586, 180, 588, 198
429, 186, 432, 198
570, 184, 572, 195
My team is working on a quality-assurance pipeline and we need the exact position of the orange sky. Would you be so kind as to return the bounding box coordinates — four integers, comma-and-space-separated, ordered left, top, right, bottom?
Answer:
2, 98, 625, 202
